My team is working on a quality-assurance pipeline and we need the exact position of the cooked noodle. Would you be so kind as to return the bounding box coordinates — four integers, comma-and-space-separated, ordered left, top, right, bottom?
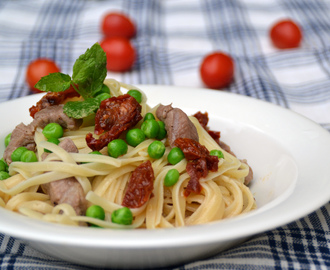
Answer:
0, 79, 256, 229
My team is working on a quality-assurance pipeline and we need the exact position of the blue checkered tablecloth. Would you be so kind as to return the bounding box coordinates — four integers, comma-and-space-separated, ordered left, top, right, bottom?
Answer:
0, 0, 330, 269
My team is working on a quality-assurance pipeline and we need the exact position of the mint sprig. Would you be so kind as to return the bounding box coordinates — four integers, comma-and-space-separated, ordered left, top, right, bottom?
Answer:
34, 43, 107, 119
72, 43, 107, 99
35, 73, 72, 92
63, 98, 100, 119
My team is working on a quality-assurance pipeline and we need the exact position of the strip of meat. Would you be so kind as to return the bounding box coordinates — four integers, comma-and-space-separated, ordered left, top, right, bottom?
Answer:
31, 104, 82, 131
174, 138, 218, 197
86, 94, 142, 151
122, 160, 154, 208
3, 123, 36, 165
156, 104, 199, 147
41, 138, 87, 216
4, 105, 82, 165
241, 159, 253, 185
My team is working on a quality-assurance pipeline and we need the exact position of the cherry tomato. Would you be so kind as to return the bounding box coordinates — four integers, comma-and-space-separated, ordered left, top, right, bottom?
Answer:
200, 52, 234, 89
26, 58, 60, 93
101, 12, 136, 39
270, 19, 302, 49
100, 37, 136, 72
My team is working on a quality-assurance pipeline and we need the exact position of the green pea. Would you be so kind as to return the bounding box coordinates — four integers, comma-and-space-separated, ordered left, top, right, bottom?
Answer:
111, 207, 133, 225
95, 93, 111, 103
44, 137, 60, 153
209, 149, 224, 159
126, 128, 145, 147
42, 123, 63, 139
148, 141, 165, 159
144, 112, 155, 121
167, 147, 185, 165
0, 159, 7, 172
0, 171, 10, 180
86, 205, 105, 227
127, 89, 142, 103
156, 121, 167, 140
82, 151, 103, 164
11, 147, 28, 162
4, 133, 11, 147
108, 139, 128, 158
141, 119, 159, 139
20, 151, 38, 162
89, 151, 102, 155
0, 158, 8, 172
164, 169, 180, 187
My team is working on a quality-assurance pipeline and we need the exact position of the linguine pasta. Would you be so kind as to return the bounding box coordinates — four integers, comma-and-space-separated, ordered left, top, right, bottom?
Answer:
0, 79, 256, 229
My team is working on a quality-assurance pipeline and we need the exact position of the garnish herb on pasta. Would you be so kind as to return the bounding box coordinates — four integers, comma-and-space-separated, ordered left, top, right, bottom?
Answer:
0, 43, 256, 229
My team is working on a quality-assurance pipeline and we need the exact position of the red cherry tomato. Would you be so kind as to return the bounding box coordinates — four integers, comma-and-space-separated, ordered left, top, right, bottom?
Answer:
270, 19, 302, 49
101, 12, 136, 39
100, 37, 136, 72
26, 58, 60, 93
200, 52, 234, 89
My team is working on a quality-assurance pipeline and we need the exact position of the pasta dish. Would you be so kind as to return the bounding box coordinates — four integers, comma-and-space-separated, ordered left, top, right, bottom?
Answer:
0, 44, 256, 229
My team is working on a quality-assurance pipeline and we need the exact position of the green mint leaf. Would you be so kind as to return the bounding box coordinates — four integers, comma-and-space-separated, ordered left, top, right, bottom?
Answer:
72, 43, 107, 99
63, 98, 100, 119
34, 73, 72, 92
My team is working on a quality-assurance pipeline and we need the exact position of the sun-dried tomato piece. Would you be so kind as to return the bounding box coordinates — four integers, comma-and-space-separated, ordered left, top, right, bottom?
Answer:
174, 137, 209, 160
193, 111, 220, 144
86, 94, 142, 151
29, 86, 80, 118
194, 111, 237, 156
185, 159, 207, 196
207, 130, 221, 144
122, 160, 154, 208
174, 138, 218, 197
193, 111, 208, 129
194, 112, 253, 185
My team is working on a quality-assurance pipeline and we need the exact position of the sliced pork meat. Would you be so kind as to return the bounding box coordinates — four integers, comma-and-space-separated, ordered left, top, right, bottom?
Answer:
57, 137, 79, 153
31, 104, 82, 131
4, 105, 82, 165
219, 140, 236, 157
241, 159, 253, 185
42, 177, 87, 216
3, 123, 36, 165
156, 104, 199, 147
42, 138, 87, 216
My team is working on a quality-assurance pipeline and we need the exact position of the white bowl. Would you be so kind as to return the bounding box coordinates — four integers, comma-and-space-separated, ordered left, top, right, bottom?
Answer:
0, 85, 330, 269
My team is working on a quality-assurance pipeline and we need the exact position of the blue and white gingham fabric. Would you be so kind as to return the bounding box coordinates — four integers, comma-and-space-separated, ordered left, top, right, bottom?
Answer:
0, 0, 330, 269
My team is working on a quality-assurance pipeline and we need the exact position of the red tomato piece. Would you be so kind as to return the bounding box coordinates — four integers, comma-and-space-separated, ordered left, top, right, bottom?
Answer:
100, 37, 136, 72
101, 12, 136, 39
86, 94, 142, 151
200, 52, 234, 89
26, 58, 60, 93
174, 138, 219, 197
122, 160, 154, 208
270, 19, 302, 49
